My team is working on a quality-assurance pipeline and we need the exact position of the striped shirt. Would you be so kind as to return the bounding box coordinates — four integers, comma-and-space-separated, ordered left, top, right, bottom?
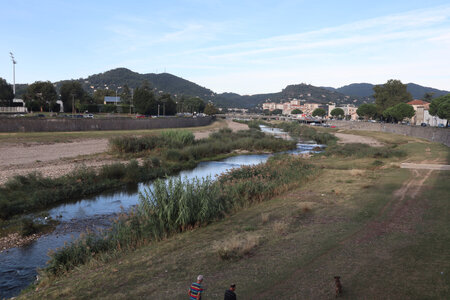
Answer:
189, 282, 204, 300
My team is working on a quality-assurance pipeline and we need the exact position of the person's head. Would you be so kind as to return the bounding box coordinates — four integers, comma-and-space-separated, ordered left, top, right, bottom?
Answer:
230, 284, 236, 292
197, 275, 204, 283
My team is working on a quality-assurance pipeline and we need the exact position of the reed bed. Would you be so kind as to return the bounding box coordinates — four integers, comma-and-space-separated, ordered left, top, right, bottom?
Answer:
276, 122, 337, 145
44, 155, 316, 276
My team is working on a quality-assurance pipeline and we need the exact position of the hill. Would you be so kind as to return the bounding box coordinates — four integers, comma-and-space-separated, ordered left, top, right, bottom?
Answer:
12, 68, 449, 108
55, 68, 215, 100
326, 83, 449, 99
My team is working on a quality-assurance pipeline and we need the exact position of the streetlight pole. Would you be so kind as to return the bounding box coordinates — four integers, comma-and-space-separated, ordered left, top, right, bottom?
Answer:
9, 52, 16, 96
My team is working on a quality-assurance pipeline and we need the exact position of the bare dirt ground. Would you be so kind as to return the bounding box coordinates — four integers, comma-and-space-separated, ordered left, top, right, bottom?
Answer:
334, 132, 384, 147
0, 120, 247, 185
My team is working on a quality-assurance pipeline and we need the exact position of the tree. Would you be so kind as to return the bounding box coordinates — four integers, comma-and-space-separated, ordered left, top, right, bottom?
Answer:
0, 77, 14, 106
272, 109, 282, 115
423, 92, 434, 102
133, 87, 157, 115
121, 84, 132, 105
157, 93, 177, 115
93, 89, 115, 104
179, 97, 205, 113
312, 108, 326, 117
330, 108, 345, 118
24, 81, 57, 112
204, 102, 218, 115
429, 94, 450, 125
356, 103, 377, 119
383, 103, 415, 122
60, 81, 90, 112
373, 79, 412, 113
291, 109, 303, 114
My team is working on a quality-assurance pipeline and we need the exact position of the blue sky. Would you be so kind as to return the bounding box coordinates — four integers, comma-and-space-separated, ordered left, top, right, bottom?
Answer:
1, 0, 450, 94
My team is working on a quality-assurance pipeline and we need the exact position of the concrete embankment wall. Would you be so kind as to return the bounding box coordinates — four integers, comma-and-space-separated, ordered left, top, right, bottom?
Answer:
328, 120, 450, 147
0, 117, 213, 132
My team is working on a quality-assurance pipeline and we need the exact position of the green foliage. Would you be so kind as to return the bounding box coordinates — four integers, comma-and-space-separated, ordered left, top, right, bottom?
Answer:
101, 104, 117, 113
24, 81, 57, 112
322, 143, 407, 158
356, 103, 377, 119
204, 102, 218, 115
382, 103, 415, 122
312, 108, 326, 117
20, 218, 38, 237
373, 79, 413, 113
93, 89, 115, 104
60, 81, 91, 112
429, 94, 450, 120
291, 109, 303, 114
44, 155, 316, 275
133, 86, 157, 115
330, 108, 345, 118
110, 130, 194, 153
177, 96, 205, 113
276, 122, 337, 145
158, 93, 177, 115
0, 77, 14, 105
272, 109, 282, 115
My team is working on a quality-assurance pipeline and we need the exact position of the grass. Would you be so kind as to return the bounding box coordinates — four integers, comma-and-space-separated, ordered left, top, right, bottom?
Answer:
0, 127, 296, 221
17, 128, 450, 299
42, 155, 316, 276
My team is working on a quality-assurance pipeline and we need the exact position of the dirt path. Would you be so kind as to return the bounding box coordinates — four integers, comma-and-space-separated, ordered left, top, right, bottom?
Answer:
0, 120, 247, 185
334, 132, 384, 147
258, 163, 434, 298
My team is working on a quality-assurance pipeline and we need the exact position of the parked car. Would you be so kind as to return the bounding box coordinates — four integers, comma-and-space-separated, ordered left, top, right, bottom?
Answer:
136, 115, 146, 118
83, 114, 94, 119
420, 123, 427, 127
438, 124, 445, 128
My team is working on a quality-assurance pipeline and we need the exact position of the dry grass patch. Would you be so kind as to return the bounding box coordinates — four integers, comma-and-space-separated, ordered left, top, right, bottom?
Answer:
272, 220, 289, 235
349, 169, 365, 176
213, 232, 262, 260
260, 213, 270, 224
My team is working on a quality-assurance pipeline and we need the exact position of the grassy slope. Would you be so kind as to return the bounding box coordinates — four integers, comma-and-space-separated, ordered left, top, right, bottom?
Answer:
22, 131, 449, 299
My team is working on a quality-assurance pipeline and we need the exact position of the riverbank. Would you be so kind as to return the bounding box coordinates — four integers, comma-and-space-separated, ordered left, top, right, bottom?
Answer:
0, 119, 246, 185
19, 129, 449, 299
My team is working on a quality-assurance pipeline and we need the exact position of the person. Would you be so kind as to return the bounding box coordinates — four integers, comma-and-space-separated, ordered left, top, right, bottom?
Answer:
188, 275, 204, 300
224, 283, 237, 300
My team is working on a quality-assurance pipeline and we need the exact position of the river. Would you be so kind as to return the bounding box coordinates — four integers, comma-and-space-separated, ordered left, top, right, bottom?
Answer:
0, 126, 323, 298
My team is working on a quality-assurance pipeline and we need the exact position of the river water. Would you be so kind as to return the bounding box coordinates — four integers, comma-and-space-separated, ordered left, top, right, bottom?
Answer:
0, 126, 323, 298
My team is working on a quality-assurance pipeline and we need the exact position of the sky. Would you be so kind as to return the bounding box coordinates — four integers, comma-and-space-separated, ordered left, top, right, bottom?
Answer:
1, 0, 450, 95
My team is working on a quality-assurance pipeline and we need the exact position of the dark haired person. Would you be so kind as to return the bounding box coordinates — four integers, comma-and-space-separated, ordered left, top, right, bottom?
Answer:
224, 283, 237, 300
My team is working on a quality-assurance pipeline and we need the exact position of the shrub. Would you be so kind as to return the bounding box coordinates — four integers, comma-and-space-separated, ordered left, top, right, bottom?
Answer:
20, 218, 38, 237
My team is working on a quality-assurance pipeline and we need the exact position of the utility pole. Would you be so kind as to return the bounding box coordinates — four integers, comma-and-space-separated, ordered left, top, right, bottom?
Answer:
9, 52, 17, 96
158, 104, 160, 116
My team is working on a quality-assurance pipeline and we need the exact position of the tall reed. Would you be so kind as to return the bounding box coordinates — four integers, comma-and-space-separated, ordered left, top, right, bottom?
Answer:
44, 155, 316, 276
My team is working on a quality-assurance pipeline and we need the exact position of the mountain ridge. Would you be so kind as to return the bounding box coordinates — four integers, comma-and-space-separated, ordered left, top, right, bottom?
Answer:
13, 68, 449, 108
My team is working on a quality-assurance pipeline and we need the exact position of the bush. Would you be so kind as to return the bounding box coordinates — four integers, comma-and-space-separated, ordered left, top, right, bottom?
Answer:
44, 155, 316, 275
323, 144, 407, 158
20, 218, 38, 237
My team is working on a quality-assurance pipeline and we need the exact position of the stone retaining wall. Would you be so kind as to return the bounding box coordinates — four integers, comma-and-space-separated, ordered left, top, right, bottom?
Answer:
329, 120, 449, 147
0, 117, 213, 132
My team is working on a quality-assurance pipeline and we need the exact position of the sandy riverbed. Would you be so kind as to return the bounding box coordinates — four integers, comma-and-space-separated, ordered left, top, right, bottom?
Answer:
0, 120, 248, 185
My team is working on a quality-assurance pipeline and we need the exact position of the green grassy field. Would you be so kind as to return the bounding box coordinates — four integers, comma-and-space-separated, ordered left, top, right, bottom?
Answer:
20, 130, 450, 299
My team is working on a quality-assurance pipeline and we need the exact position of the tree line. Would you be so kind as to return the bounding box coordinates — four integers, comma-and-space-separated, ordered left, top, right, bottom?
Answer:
0, 77, 218, 115
356, 79, 449, 123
